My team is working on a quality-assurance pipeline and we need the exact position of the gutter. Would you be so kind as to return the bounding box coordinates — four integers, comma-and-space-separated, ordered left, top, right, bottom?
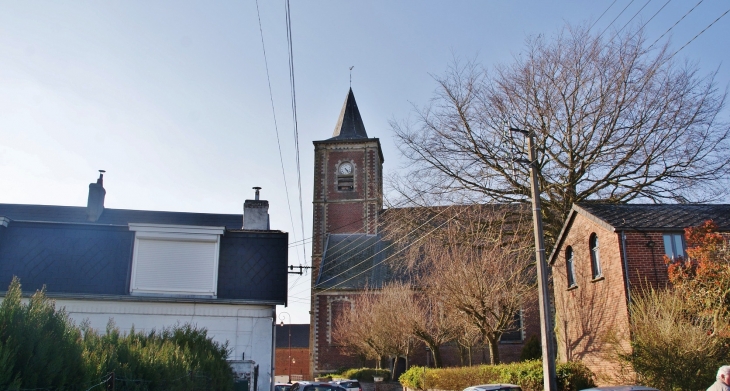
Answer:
620, 231, 631, 304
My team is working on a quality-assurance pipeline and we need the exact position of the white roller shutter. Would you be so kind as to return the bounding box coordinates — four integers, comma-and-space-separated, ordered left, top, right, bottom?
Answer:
129, 224, 224, 297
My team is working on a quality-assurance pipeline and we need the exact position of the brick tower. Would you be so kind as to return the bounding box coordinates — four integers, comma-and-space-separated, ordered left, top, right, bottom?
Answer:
309, 88, 384, 375
310, 88, 384, 284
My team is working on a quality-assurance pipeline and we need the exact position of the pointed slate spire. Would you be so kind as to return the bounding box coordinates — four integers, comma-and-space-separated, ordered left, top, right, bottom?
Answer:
331, 88, 368, 140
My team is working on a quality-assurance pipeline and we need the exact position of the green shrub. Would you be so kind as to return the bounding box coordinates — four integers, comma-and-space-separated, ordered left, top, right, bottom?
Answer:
0, 277, 86, 390
519, 335, 541, 361
0, 277, 234, 391
398, 360, 594, 391
334, 368, 391, 382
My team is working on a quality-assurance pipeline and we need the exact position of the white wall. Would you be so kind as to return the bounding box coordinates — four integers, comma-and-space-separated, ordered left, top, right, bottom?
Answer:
57, 299, 275, 391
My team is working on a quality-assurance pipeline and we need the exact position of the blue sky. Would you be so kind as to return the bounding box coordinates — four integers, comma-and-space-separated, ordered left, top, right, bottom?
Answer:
1, 1, 728, 323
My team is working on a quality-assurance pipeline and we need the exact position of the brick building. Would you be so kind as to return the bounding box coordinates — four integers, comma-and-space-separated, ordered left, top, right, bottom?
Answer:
309, 89, 538, 376
549, 203, 730, 383
275, 324, 310, 382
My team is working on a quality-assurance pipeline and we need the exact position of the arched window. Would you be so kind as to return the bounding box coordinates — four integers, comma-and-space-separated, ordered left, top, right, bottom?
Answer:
566, 246, 576, 288
589, 233, 602, 279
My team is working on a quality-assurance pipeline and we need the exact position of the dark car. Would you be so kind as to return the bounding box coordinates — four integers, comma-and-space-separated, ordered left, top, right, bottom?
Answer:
580, 387, 661, 391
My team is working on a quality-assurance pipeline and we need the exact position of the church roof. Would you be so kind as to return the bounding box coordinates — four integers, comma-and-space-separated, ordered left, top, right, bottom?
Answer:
315, 234, 401, 290
330, 88, 368, 140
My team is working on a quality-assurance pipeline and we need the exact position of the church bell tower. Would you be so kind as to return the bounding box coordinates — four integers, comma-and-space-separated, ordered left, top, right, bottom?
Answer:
310, 88, 384, 283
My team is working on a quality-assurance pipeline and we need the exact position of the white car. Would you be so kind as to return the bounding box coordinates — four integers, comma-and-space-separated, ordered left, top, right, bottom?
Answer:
331, 380, 362, 391
463, 384, 522, 391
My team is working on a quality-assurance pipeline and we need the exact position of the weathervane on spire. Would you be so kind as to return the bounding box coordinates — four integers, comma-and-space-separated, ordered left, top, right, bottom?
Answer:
349, 66, 354, 88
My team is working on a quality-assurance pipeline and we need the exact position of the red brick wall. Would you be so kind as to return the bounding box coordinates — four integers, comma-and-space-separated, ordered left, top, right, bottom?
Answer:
312, 291, 540, 375
275, 347, 311, 380
552, 213, 631, 383
622, 231, 669, 291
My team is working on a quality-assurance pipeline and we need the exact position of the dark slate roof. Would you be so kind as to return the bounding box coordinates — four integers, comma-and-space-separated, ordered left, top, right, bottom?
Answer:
315, 234, 400, 290
330, 88, 368, 140
0, 203, 288, 304
0, 204, 244, 229
575, 203, 730, 231
275, 324, 310, 348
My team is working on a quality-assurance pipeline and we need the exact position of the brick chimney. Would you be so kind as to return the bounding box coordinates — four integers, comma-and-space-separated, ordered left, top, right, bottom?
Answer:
243, 187, 269, 230
86, 170, 106, 222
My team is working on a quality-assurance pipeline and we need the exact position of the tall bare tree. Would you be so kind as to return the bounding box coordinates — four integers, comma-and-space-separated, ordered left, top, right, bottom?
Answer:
332, 285, 415, 371
392, 24, 730, 243
383, 204, 535, 365
409, 292, 460, 368
422, 206, 534, 364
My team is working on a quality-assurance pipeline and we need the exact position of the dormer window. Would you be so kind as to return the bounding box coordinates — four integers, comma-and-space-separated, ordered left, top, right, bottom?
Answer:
337, 162, 354, 191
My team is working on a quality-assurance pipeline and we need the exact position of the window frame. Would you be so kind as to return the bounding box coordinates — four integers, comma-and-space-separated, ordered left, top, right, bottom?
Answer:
663, 232, 686, 261
589, 233, 602, 279
566, 246, 577, 288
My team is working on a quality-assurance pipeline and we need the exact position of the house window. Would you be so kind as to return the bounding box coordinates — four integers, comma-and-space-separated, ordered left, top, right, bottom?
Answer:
337, 162, 354, 191
663, 233, 686, 260
566, 246, 576, 288
128, 224, 224, 297
501, 309, 523, 342
589, 233, 602, 279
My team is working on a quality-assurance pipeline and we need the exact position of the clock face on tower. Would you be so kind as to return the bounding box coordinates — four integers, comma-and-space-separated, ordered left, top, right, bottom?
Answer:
339, 162, 353, 175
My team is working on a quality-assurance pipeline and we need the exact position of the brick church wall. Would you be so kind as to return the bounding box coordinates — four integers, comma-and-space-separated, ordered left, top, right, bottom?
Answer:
553, 213, 631, 383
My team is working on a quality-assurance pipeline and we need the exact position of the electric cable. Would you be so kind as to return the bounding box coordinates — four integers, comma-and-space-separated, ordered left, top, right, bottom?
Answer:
255, 0, 301, 263
284, 0, 308, 266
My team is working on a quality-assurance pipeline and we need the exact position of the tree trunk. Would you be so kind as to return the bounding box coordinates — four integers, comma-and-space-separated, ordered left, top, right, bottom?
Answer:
427, 342, 443, 368
486, 336, 500, 365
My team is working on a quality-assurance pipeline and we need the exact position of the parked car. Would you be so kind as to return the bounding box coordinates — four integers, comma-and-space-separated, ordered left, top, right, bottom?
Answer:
580, 387, 661, 391
332, 380, 362, 391
291, 382, 347, 391
463, 384, 522, 391
275, 384, 293, 391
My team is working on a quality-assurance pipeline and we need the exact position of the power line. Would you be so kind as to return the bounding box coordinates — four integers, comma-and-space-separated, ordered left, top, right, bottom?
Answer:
588, 0, 619, 33
668, 6, 730, 59
287, 203, 468, 298
254, 0, 301, 264
648, 0, 704, 50
615, 0, 653, 37
628, 0, 672, 43
314, 205, 466, 295
598, 0, 637, 40
285, 0, 308, 265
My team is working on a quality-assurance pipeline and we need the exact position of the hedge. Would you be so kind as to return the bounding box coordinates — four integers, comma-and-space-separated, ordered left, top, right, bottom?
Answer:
399, 360, 595, 391
332, 368, 392, 382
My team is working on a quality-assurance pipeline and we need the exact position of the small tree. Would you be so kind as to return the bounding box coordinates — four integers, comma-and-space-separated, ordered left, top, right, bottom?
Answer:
666, 220, 730, 334
619, 288, 726, 390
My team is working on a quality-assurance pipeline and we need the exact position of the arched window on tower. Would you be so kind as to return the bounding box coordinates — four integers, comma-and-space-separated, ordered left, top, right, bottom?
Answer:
566, 246, 576, 288
589, 233, 602, 279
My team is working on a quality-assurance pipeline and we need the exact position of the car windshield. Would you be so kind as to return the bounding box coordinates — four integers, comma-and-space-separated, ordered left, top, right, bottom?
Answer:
340, 382, 359, 388
275, 386, 292, 391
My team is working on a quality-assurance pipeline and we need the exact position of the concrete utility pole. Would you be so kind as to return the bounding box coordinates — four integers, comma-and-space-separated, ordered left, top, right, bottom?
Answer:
510, 127, 557, 391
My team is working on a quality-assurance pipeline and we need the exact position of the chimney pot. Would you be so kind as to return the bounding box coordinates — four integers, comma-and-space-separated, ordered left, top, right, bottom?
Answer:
243, 187, 269, 230
86, 170, 106, 222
